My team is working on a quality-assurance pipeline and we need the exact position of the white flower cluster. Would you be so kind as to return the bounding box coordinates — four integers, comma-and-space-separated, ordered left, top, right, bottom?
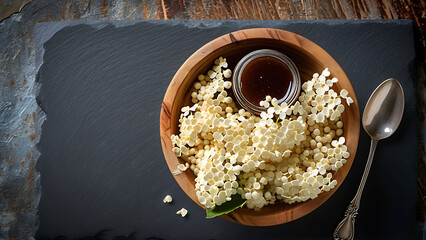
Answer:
171, 57, 353, 210
163, 195, 173, 203
176, 208, 188, 217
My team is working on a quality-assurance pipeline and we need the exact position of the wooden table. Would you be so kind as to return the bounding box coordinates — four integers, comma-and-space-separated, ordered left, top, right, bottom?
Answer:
0, 0, 424, 238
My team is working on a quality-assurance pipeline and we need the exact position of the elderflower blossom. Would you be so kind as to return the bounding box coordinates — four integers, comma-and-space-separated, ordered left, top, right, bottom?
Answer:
171, 57, 353, 210
176, 208, 188, 217
163, 195, 173, 203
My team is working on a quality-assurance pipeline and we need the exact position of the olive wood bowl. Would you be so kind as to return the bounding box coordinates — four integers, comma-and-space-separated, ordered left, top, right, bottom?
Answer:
160, 28, 360, 226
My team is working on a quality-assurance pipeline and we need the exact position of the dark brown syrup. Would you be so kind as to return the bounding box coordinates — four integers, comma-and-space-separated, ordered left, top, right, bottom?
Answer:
241, 56, 292, 106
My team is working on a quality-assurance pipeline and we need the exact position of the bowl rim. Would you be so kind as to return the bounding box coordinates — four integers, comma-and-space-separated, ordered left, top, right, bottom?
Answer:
160, 28, 360, 226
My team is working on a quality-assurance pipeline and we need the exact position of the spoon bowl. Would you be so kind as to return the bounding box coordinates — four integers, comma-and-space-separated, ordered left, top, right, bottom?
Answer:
362, 78, 405, 140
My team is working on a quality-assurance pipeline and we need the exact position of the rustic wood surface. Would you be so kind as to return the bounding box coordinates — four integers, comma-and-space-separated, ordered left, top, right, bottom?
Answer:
0, 0, 424, 238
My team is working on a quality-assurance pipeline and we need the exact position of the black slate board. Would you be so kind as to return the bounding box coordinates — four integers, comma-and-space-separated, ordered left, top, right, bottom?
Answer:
35, 20, 418, 240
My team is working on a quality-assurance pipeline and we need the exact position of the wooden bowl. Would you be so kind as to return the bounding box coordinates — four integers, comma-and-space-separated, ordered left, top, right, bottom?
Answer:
160, 28, 360, 226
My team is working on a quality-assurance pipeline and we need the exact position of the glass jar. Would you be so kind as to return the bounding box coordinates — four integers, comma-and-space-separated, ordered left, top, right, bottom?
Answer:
232, 49, 301, 115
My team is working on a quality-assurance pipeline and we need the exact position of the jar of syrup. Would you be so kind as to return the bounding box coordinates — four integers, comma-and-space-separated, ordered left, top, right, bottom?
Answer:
232, 49, 301, 115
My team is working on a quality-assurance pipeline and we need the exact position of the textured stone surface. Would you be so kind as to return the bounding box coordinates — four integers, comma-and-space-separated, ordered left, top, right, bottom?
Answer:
35, 20, 417, 239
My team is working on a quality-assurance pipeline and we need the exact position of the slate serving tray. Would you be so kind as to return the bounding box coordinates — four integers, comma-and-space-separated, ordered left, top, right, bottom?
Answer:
35, 20, 418, 240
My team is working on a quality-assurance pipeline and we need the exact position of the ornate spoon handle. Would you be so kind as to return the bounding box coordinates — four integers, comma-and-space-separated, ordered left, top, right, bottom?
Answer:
333, 139, 378, 240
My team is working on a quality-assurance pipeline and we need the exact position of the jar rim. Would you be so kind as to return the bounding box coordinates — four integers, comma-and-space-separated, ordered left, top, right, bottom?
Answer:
232, 49, 301, 115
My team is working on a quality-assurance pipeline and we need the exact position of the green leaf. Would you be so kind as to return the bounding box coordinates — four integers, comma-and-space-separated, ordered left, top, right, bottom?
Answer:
206, 194, 246, 219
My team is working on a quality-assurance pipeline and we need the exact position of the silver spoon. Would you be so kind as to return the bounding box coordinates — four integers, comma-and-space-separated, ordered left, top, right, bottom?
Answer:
333, 78, 404, 240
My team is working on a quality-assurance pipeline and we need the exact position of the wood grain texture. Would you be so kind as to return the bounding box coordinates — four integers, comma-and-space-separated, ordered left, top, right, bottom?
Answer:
160, 28, 360, 226
160, 0, 425, 52
0, 1, 424, 49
